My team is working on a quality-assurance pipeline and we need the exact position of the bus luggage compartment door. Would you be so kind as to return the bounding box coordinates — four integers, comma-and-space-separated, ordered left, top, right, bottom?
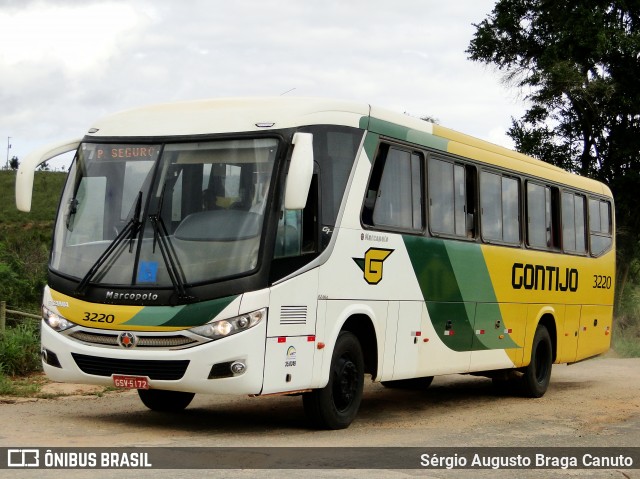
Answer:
262, 335, 316, 394
576, 305, 612, 361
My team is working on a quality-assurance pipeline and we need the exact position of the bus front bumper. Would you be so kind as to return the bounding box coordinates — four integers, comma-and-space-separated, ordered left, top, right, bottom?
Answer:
40, 319, 267, 395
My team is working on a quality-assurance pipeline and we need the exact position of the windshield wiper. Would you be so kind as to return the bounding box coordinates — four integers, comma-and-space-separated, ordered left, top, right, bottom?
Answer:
74, 192, 143, 296
65, 198, 79, 231
149, 183, 196, 302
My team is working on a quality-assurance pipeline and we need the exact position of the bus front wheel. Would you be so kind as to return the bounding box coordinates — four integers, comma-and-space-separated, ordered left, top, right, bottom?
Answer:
138, 389, 195, 412
303, 331, 364, 430
521, 324, 553, 398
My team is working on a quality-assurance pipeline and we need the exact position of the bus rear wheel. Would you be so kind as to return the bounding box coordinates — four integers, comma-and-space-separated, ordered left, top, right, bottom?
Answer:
138, 389, 195, 412
303, 331, 364, 430
521, 324, 553, 398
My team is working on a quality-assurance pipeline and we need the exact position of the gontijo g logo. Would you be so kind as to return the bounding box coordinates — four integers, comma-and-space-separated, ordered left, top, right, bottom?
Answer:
353, 248, 394, 285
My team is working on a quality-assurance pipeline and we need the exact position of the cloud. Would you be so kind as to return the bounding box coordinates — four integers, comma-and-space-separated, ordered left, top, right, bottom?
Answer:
1, 0, 525, 164
0, 2, 144, 72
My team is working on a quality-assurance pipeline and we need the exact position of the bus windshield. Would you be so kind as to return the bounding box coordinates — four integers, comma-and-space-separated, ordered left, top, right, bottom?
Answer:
51, 138, 279, 289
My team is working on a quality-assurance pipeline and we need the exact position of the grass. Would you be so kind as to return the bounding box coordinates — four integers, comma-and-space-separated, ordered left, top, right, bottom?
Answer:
612, 338, 640, 357
0, 169, 67, 224
0, 316, 120, 399
0, 322, 41, 376
0, 320, 42, 397
613, 280, 640, 357
0, 371, 121, 399
0, 372, 46, 397
612, 329, 640, 357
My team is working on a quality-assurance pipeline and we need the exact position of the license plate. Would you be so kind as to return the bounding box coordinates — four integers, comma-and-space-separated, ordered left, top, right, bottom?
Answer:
112, 375, 150, 390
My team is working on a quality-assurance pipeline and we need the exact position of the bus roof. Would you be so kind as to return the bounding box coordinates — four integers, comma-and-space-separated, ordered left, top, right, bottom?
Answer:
86, 97, 611, 198
366, 104, 611, 198
87, 97, 368, 137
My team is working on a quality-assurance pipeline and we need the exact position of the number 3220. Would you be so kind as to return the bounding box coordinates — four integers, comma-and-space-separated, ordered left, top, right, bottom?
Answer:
82, 312, 115, 323
592, 275, 612, 289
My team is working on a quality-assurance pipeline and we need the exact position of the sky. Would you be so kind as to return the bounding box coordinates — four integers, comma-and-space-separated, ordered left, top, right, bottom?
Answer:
0, 0, 525, 171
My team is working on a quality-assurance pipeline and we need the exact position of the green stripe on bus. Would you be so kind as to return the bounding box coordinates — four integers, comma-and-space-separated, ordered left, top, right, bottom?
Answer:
425, 301, 477, 351
162, 295, 239, 327
123, 295, 238, 328
403, 236, 464, 302
122, 305, 186, 327
403, 236, 518, 351
362, 132, 379, 163
366, 117, 449, 152
473, 303, 519, 349
444, 240, 497, 303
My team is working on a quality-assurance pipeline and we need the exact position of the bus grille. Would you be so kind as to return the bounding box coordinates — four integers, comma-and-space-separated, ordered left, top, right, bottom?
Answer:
279, 305, 307, 325
71, 353, 189, 380
68, 331, 198, 349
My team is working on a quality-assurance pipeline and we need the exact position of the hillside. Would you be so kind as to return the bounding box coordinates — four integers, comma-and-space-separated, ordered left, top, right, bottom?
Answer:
0, 170, 67, 225
0, 170, 67, 310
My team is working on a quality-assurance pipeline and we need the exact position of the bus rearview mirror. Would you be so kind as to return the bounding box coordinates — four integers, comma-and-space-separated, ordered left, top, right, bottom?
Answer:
15, 138, 81, 212
284, 132, 314, 210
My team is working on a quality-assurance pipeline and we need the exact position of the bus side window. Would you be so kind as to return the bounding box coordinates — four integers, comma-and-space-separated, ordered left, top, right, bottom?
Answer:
480, 171, 520, 245
561, 191, 587, 254
274, 173, 319, 258
362, 144, 423, 232
526, 181, 560, 249
275, 210, 302, 257
427, 156, 476, 239
588, 198, 612, 256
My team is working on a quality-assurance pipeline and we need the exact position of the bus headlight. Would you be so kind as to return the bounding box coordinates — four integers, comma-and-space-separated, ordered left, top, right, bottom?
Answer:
42, 305, 76, 332
190, 308, 265, 340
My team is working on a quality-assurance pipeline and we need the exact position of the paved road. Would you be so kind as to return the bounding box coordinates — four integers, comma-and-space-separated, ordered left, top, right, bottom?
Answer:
1, 357, 638, 478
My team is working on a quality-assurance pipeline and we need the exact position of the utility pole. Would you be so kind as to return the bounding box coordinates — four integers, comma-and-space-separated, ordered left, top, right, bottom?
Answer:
5, 137, 11, 170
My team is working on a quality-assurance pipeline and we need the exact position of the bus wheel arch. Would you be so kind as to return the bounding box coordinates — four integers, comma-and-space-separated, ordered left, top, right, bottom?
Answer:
303, 330, 365, 429
537, 313, 558, 363
340, 314, 379, 380
521, 316, 555, 398
302, 313, 378, 429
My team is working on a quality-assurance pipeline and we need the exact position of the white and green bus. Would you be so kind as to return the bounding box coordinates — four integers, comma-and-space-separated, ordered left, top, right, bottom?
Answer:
17, 98, 615, 429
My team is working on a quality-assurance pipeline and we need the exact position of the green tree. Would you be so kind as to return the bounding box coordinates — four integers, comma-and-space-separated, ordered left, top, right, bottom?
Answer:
467, 0, 640, 307
9, 156, 19, 170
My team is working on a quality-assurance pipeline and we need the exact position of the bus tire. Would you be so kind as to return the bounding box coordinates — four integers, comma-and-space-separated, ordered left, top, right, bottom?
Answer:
521, 324, 553, 398
381, 376, 434, 390
137, 389, 195, 412
303, 331, 364, 430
